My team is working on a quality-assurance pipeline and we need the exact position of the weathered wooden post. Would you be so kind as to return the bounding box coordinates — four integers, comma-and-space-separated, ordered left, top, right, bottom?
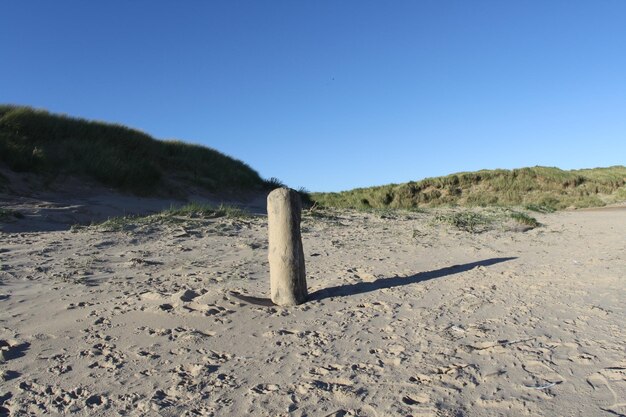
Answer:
267, 187, 307, 306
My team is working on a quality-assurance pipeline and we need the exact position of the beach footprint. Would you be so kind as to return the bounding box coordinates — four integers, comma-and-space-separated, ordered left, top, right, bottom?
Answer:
587, 364, 626, 415
522, 360, 565, 385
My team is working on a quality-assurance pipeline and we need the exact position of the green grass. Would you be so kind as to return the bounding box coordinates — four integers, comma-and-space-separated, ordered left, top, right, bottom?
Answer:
524, 204, 557, 213
312, 166, 626, 211
432, 208, 540, 233
164, 202, 249, 218
93, 202, 250, 231
434, 211, 493, 233
508, 211, 541, 228
0, 105, 268, 195
303, 206, 341, 221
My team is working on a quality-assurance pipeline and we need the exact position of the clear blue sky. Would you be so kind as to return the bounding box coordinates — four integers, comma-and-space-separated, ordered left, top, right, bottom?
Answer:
2, 1, 625, 192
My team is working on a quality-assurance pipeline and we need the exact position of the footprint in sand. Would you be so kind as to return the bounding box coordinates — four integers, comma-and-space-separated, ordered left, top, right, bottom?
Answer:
309, 364, 344, 376
66, 300, 95, 309
80, 342, 126, 371
298, 379, 364, 398
548, 341, 597, 365
16, 381, 103, 414
251, 383, 280, 394
570, 353, 596, 364
138, 326, 216, 342
521, 360, 565, 394
402, 393, 430, 406
141, 289, 235, 318
473, 397, 536, 415
46, 352, 73, 375
587, 364, 626, 415
367, 344, 406, 366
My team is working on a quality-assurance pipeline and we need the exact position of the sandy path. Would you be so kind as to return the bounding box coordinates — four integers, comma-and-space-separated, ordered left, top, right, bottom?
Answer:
0, 208, 624, 416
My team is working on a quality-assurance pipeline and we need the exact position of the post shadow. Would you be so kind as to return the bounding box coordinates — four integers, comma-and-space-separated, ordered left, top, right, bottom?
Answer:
231, 257, 516, 306
308, 257, 517, 302
0, 340, 30, 361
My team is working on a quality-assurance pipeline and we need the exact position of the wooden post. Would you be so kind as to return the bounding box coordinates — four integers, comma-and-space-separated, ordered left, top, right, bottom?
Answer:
267, 188, 307, 306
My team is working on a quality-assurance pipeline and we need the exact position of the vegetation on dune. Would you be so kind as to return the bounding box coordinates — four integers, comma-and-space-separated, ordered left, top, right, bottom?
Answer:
434, 211, 493, 233
508, 211, 541, 228
311, 166, 626, 211
0, 105, 267, 194
89, 202, 250, 232
432, 208, 541, 234
164, 202, 249, 219
2, 105, 623, 212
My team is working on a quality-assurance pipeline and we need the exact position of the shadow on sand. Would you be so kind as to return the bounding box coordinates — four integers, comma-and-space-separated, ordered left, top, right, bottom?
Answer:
308, 257, 517, 302
231, 257, 517, 306
0, 340, 30, 361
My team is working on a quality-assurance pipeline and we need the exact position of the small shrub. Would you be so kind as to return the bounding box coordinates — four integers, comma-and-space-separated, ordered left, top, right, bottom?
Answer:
297, 187, 313, 208
303, 206, 340, 221
509, 212, 540, 228
264, 177, 285, 190
435, 211, 492, 233
372, 207, 398, 219
96, 215, 141, 231
525, 204, 556, 213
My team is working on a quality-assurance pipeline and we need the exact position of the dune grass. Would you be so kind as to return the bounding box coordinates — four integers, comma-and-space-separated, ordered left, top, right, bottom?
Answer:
0, 105, 268, 195
524, 204, 557, 213
164, 202, 249, 219
91, 202, 250, 232
312, 166, 626, 211
508, 211, 541, 228
432, 207, 541, 234
434, 211, 493, 233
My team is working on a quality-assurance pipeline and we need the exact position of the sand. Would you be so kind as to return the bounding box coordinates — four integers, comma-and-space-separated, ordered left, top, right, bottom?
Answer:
1, 201, 625, 416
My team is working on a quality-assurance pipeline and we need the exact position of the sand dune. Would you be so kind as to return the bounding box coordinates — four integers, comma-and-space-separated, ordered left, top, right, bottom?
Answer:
1, 205, 625, 416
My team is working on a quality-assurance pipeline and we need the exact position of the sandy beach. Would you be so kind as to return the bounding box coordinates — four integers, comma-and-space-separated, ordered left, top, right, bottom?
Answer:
1, 204, 625, 416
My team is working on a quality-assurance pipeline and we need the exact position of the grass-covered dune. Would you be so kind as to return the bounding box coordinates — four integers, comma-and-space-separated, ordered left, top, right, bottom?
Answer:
312, 166, 626, 211
0, 105, 267, 195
